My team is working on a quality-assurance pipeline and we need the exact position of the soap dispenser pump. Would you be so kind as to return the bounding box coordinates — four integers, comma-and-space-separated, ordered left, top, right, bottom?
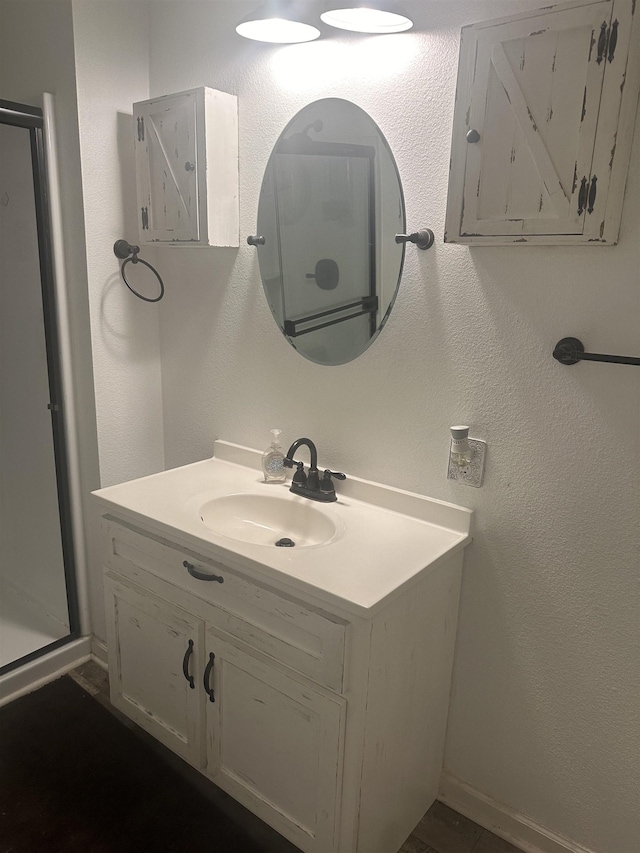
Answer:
262, 429, 286, 483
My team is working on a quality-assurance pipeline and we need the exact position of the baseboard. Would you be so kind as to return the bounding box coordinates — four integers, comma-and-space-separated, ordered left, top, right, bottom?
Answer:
439, 773, 594, 853
90, 636, 109, 669
0, 636, 91, 707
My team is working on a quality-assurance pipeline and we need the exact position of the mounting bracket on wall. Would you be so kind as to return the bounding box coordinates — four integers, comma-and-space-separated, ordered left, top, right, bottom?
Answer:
113, 239, 165, 303
395, 229, 435, 250
552, 337, 640, 367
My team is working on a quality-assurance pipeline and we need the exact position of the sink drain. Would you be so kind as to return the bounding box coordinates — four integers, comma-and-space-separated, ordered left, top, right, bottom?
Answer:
275, 537, 295, 548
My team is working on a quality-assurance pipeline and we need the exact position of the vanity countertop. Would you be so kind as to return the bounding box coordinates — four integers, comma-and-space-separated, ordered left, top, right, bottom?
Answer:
93, 441, 472, 616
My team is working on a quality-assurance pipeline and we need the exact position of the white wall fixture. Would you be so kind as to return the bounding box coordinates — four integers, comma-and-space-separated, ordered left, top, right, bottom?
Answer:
445, 0, 640, 245
134, 87, 239, 247
94, 440, 472, 853
321, 4, 413, 34
447, 426, 486, 488
235, 1, 320, 43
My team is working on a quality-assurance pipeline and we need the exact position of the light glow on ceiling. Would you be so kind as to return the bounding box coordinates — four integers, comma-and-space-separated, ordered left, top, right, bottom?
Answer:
236, 17, 320, 43
320, 7, 413, 34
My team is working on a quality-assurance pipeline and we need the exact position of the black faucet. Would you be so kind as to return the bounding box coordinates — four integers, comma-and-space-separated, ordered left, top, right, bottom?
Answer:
283, 438, 346, 503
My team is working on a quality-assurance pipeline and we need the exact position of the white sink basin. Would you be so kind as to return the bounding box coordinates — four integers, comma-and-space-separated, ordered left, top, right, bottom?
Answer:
198, 492, 342, 548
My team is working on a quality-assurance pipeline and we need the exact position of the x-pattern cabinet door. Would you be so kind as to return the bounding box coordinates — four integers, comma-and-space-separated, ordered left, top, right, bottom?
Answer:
135, 91, 200, 243
445, 0, 639, 244
203, 630, 346, 853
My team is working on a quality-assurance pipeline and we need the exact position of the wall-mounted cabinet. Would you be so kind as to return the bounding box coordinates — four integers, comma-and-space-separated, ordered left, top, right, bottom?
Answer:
133, 87, 238, 247
445, 0, 640, 245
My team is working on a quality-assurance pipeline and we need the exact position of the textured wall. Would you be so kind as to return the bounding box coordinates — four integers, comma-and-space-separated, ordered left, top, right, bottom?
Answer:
72, 0, 165, 639
73, 0, 164, 492
147, 2, 640, 851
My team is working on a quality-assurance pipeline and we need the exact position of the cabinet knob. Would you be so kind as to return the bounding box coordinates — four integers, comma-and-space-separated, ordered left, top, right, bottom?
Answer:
184, 161, 195, 172
466, 129, 481, 143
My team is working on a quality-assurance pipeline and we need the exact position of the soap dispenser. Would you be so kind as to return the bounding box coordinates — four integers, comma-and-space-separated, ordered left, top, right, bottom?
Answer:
262, 429, 286, 483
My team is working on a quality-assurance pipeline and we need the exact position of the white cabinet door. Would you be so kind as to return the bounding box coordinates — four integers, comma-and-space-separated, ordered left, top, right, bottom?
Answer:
204, 631, 346, 853
445, 0, 640, 244
105, 574, 205, 766
134, 87, 239, 247
135, 91, 200, 243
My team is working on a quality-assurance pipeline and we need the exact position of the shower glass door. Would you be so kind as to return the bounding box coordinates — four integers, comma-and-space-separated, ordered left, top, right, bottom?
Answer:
0, 100, 78, 674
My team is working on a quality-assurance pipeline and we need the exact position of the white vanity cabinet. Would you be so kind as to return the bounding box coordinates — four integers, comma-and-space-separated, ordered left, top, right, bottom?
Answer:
100, 510, 465, 853
445, 0, 640, 245
133, 87, 239, 247
103, 517, 347, 852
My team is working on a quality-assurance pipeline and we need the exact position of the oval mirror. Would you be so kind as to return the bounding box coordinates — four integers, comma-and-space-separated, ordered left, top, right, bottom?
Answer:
255, 98, 405, 366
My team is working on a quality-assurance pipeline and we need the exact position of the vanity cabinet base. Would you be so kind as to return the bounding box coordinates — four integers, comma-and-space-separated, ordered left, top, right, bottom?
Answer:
101, 516, 463, 853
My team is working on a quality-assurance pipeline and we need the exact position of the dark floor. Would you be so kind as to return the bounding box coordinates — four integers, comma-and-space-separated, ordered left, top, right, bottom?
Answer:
14, 660, 524, 853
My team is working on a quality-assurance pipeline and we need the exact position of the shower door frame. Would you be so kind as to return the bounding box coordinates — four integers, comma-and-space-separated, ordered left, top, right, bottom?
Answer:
0, 98, 80, 675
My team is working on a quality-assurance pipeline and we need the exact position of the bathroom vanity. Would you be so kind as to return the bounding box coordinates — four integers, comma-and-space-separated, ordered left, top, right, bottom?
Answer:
94, 441, 472, 853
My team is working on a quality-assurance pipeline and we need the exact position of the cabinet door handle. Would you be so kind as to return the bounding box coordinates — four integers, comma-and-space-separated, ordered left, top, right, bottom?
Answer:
183, 560, 224, 583
596, 20, 608, 64
182, 639, 195, 689
607, 19, 618, 63
577, 176, 588, 215
203, 652, 216, 703
587, 175, 598, 214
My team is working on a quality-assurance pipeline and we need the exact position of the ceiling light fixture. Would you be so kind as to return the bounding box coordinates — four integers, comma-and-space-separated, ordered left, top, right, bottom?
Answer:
235, 1, 321, 44
320, 3, 413, 34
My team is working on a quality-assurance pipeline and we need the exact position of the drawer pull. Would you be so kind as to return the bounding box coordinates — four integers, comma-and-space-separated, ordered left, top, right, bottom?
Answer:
183, 560, 224, 583
203, 652, 216, 702
182, 639, 195, 689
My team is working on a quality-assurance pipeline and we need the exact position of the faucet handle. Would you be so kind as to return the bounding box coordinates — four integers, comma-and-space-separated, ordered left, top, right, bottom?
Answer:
324, 469, 346, 481
291, 460, 307, 487
319, 469, 346, 497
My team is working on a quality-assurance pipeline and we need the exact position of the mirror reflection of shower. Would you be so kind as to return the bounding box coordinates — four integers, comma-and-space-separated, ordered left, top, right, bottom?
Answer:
0, 100, 78, 675
255, 98, 405, 366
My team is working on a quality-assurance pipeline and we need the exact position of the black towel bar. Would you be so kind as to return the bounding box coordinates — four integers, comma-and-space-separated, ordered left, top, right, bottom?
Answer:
553, 337, 640, 366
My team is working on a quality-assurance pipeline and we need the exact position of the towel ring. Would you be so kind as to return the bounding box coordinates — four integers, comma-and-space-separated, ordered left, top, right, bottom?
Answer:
113, 240, 165, 303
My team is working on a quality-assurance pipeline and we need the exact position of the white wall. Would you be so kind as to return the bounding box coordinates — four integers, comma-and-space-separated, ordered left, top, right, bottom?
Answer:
146, 3, 640, 853
72, 0, 163, 490
71, 0, 162, 641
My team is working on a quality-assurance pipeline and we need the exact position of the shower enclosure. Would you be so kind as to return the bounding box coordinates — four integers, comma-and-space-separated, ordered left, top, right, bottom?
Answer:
0, 99, 79, 675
